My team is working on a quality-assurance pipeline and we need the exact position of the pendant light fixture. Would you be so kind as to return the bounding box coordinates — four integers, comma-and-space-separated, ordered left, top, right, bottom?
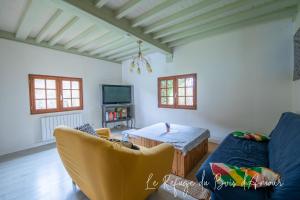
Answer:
130, 40, 152, 74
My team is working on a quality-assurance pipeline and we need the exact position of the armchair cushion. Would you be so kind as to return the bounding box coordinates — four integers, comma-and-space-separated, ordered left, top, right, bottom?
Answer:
95, 128, 111, 138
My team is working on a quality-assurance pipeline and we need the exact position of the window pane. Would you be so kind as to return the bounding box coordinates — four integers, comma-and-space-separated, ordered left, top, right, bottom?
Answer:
167, 97, 174, 105
161, 89, 166, 96
178, 88, 185, 96
186, 88, 193, 96
178, 97, 185, 105
63, 99, 72, 108
160, 80, 166, 88
72, 99, 80, 107
72, 90, 80, 98
35, 89, 45, 99
62, 81, 71, 89
63, 90, 71, 98
161, 97, 167, 105
47, 100, 57, 109
34, 79, 45, 88
46, 80, 56, 89
35, 100, 46, 109
167, 80, 173, 88
72, 81, 79, 89
46, 90, 56, 99
186, 97, 194, 106
186, 78, 193, 87
167, 88, 173, 96
178, 78, 185, 87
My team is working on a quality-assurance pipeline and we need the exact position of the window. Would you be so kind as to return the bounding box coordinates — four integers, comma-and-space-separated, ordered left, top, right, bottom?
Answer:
29, 74, 83, 114
158, 74, 197, 110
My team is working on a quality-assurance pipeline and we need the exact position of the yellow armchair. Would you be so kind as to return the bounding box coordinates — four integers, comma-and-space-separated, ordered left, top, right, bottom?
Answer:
95, 128, 111, 138
54, 127, 174, 200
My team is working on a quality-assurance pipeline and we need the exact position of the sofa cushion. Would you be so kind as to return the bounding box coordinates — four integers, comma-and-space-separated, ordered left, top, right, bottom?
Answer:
196, 134, 269, 200
268, 112, 300, 199
75, 123, 96, 135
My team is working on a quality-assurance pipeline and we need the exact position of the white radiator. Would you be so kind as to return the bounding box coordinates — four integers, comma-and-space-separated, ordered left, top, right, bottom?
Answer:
41, 113, 84, 141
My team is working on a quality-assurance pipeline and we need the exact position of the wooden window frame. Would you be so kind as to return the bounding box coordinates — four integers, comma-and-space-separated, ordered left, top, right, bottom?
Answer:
158, 73, 197, 110
29, 74, 83, 114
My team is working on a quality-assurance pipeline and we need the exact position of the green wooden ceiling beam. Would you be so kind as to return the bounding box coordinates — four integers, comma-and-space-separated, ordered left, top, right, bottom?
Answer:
65, 25, 97, 49
49, 16, 79, 46
95, 0, 108, 8
16, 0, 41, 40
162, 0, 298, 43
89, 37, 127, 55
99, 42, 137, 57
116, 0, 146, 19
169, 6, 297, 47
36, 9, 63, 43
107, 45, 149, 60
50, 0, 172, 54
77, 31, 112, 52
131, 0, 181, 27
154, 0, 272, 39
94, 40, 133, 56
144, 0, 221, 34
0, 30, 120, 63
115, 49, 155, 62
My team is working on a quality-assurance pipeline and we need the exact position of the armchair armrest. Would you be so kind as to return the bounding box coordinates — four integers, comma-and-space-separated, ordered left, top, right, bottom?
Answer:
95, 128, 111, 138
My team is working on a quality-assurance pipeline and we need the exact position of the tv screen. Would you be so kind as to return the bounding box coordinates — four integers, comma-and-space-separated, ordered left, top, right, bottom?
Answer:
102, 85, 132, 104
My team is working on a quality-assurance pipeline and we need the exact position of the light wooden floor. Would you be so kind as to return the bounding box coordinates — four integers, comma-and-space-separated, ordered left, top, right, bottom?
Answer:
0, 139, 217, 200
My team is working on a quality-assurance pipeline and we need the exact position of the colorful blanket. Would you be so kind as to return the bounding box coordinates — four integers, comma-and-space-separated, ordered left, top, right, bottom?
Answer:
210, 163, 280, 189
232, 131, 270, 142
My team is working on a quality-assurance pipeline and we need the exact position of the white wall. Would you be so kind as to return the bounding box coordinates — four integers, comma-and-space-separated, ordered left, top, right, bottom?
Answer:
122, 19, 293, 142
292, 5, 300, 113
0, 39, 121, 155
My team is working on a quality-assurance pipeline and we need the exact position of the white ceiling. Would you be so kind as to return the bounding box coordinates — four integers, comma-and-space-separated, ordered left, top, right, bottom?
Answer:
0, 0, 298, 63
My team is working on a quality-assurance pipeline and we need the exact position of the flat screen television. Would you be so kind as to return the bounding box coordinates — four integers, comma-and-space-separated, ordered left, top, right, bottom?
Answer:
102, 85, 132, 104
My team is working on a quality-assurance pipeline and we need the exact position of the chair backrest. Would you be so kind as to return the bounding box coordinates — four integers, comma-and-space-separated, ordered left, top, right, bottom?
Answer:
54, 127, 142, 200
268, 112, 300, 199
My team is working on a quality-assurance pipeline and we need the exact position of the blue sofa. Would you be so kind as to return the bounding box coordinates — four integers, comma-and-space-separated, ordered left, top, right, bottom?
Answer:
196, 112, 300, 200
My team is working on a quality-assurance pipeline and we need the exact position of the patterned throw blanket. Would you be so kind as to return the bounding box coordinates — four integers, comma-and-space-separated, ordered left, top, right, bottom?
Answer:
210, 163, 280, 189
232, 131, 270, 142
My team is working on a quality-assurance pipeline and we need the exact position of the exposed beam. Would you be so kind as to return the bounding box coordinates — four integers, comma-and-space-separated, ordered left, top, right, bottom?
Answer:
16, 0, 40, 40
169, 6, 297, 47
162, 0, 298, 43
89, 37, 127, 55
107, 46, 149, 60
99, 42, 137, 57
77, 32, 118, 52
95, 0, 108, 8
116, 0, 145, 19
65, 25, 97, 49
36, 9, 63, 43
0, 30, 120, 63
132, 0, 181, 27
144, 0, 221, 34
49, 16, 79, 46
154, 0, 273, 39
50, 0, 172, 54
93, 40, 133, 56
115, 49, 155, 62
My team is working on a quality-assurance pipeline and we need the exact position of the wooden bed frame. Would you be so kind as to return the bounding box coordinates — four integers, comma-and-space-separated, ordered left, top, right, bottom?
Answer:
130, 136, 208, 177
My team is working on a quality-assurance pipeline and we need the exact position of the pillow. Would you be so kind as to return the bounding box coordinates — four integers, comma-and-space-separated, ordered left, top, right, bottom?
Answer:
232, 131, 270, 142
210, 163, 280, 189
75, 123, 96, 135
107, 138, 140, 150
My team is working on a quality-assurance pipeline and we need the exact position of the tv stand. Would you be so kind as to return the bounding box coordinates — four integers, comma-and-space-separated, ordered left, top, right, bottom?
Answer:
102, 104, 134, 128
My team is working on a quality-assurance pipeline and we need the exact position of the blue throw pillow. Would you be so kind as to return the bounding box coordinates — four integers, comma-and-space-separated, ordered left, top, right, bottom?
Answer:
75, 123, 96, 135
